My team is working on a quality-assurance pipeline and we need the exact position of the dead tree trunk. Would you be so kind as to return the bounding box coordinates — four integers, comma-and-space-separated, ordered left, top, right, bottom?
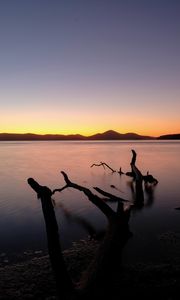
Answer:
27, 178, 75, 300
28, 173, 132, 299
130, 149, 144, 205
27, 149, 158, 299
53, 172, 132, 297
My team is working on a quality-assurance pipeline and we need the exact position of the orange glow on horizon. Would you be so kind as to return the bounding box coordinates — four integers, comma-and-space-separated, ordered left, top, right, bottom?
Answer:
1, 126, 180, 138
1, 105, 180, 137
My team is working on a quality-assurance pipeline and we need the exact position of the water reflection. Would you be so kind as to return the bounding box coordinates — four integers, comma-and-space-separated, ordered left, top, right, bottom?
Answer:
126, 180, 157, 210
56, 200, 105, 240
144, 183, 156, 208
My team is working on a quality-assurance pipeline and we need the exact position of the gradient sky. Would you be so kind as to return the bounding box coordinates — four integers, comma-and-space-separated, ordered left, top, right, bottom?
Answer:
0, 0, 180, 136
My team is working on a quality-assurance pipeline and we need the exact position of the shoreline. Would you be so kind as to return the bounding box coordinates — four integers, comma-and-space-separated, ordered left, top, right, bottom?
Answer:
0, 239, 99, 300
1, 238, 180, 299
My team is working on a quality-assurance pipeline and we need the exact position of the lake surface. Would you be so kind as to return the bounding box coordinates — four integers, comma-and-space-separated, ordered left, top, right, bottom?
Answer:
0, 141, 180, 264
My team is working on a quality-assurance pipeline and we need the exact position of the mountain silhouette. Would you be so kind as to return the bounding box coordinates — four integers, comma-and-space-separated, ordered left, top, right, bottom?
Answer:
88, 130, 153, 140
0, 131, 180, 140
157, 133, 180, 140
0, 130, 154, 141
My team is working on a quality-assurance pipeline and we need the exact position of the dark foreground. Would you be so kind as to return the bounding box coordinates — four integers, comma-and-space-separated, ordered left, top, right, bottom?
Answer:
1, 239, 180, 300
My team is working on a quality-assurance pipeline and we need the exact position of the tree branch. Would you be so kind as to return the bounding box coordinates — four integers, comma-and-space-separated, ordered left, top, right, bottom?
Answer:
93, 187, 128, 203
27, 178, 74, 299
130, 150, 144, 204
53, 171, 116, 220
91, 162, 116, 173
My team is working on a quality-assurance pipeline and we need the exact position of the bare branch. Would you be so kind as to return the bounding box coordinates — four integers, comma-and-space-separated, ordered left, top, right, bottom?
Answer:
93, 187, 128, 203
131, 164, 143, 181
118, 167, 124, 175
130, 149, 137, 166
128, 150, 144, 205
53, 185, 68, 194
143, 173, 158, 184
53, 171, 116, 220
91, 162, 116, 173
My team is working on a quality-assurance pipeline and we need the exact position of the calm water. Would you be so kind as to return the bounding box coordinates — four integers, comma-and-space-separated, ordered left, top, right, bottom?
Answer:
0, 141, 180, 264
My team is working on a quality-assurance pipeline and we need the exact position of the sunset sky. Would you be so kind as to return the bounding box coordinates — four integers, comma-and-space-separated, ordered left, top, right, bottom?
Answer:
0, 0, 180, 137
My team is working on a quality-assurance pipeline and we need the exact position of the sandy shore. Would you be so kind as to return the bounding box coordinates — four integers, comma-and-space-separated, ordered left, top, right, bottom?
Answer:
1, 238, 180, 299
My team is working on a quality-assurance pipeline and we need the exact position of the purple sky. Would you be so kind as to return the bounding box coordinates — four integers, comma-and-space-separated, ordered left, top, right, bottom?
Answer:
0, 0, 180, 136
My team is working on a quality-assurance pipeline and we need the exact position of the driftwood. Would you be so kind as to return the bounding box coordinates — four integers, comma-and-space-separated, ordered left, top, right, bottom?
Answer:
53, 172, 131, 296
53, 171, 116, 220
143, 172, 158, 184
91, 150, 158, 209
130, 149, 144, 206
27, 149, 158, 299
28, 171, 131, 299
93, 186, 128, 202
91, 162, 124, 175
91, 162, 116, 173
91, 150, 158, 185
27, 178, 74, 300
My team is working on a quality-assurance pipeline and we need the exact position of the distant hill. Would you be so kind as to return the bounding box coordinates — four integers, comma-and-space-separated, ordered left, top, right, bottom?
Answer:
157, 134, 180, 140
0, 133, 86, 141
0, 130, 154, 141
88, 130, 154, 140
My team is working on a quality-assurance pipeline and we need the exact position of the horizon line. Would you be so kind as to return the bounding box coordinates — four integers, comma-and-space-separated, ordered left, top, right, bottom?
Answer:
0, 130, 180, 138
0, 130, 156, 137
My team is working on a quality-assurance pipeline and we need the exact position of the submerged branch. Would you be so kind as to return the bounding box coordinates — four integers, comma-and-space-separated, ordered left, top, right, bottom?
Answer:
130, 149, 137, 166
91, 162, 116, 173
130, 150, 144, 204
143, 172, 158, 184
118, 167, 124, 175
93, 187, 128, 203
53, 171, 116, 220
